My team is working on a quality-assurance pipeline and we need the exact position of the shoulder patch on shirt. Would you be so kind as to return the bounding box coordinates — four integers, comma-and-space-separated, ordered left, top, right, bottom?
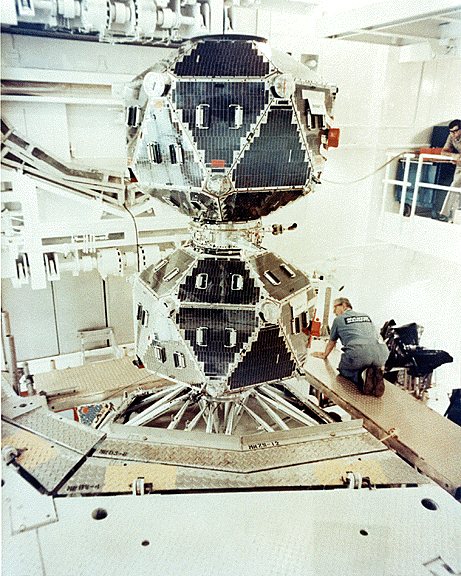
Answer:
344, 315, 371, 324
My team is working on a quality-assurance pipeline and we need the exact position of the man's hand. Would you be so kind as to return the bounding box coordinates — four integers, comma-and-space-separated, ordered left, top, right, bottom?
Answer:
312, 351, 327, 359
442, 152, 461, 164
312, 340, 336, 360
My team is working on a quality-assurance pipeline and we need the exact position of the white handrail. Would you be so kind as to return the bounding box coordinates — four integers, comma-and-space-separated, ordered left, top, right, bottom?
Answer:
383, 152, 460, 221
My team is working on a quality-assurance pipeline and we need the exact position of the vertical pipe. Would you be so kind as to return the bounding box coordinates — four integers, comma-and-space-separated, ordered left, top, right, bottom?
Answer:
2, 310, 11, 335
2, 311, 19, 395
7, 337, 19, 395
410, 155, 424, 218
23, 361, 36, 396
399, 154, 413, 217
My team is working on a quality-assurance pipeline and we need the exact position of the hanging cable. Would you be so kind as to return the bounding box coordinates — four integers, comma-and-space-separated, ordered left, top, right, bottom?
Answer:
321, 152, 406, 185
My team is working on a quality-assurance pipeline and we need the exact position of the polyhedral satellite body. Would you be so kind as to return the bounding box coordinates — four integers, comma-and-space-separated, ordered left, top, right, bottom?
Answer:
124, 35, 338, 423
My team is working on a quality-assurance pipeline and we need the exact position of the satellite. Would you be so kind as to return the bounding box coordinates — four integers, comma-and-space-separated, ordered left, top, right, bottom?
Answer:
114, 35, 339, 431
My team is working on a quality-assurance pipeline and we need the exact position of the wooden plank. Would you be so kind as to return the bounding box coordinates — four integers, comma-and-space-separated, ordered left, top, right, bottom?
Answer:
299, 341, 461, 497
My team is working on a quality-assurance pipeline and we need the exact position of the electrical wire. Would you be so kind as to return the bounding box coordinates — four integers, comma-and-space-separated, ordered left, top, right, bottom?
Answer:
123, 204, 140, 273
321, 152, 405, 185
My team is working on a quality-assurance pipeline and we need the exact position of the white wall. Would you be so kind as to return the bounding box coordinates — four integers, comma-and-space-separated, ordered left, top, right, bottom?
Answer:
263, 39, 391, 280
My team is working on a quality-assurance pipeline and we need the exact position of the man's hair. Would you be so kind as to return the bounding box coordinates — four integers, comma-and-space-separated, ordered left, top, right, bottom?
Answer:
448, 119, 461, 130
334, 297, 352, 309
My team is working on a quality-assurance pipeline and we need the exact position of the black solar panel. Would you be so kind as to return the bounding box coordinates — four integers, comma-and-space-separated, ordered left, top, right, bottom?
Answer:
178, 259, 260, 304
234, 108, 308, 188
228, 326, 295, 389
174, 39, 270, 77
222, 189, 302, 221
173, 82, 268, 166
178, 308, 257, 376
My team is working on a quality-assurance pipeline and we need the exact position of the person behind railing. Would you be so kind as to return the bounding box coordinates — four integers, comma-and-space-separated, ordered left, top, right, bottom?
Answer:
439, 119, 461, 222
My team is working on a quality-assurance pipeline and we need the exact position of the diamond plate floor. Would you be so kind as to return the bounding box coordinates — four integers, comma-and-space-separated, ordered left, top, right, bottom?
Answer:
33, 357, 166, 410
3, 350, 459, 501
2, 362, 459, 576
1, 421, 86, 493
58, 449, 428, 495
94, 428, 387, 473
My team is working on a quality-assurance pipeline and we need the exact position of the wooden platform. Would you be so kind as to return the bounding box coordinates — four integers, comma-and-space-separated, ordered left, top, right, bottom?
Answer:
298, 341, 461, 497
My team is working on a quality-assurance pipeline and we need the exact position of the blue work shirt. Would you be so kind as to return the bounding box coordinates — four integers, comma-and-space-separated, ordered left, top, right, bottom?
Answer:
330, 309, 382, 346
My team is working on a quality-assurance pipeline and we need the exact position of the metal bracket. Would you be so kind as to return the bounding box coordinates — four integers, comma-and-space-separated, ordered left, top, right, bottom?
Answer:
342, 471, 372, 489
133, 477, 145, 496
1, 394, 46, 421
424, 556, 461, 576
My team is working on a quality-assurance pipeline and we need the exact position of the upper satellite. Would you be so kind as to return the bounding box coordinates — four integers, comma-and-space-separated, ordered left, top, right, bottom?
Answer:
127, 34, 338, 222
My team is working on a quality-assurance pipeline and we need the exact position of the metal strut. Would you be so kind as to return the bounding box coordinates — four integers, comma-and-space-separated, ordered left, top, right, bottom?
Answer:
114, 380, 332, 433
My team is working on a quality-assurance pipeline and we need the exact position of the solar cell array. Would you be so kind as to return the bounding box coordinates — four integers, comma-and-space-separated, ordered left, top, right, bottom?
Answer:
234, 108, 307, 188
174, 81, 268, 167
135, 246, 313, 392
178, 259, 260, 304
229, 326, 296, 389
131, 36, 325, 394
174, 38, 271, 77
178, 308, 258, 377
222, 189, 302, 220
129, 35, 333, 222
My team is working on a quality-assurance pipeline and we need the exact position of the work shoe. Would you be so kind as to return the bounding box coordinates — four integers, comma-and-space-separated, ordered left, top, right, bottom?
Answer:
372, 367, 385, 397
355, 370, 365, 393
362, 366, 385, 397
362, 366, 375, 395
